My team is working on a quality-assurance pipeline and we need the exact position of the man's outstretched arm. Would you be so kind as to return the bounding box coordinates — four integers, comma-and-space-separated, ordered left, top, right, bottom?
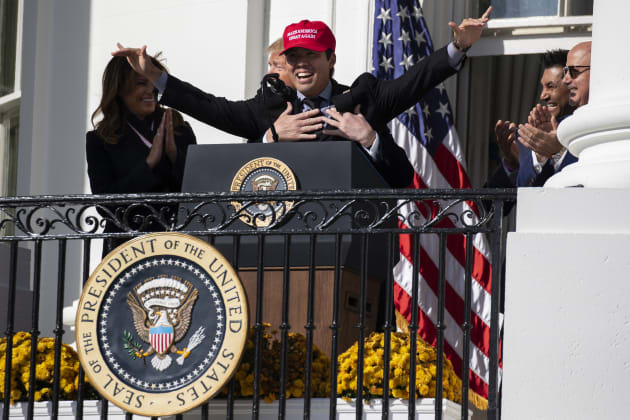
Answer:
113, 44, 268, 140
355, 7, 491, 125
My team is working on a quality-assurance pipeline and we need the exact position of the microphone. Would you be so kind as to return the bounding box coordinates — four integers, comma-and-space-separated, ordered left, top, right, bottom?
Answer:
260, 73, 296, 143
261, 73, 294, 102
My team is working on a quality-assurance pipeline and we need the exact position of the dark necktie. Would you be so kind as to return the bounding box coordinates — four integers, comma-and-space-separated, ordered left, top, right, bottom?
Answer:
299, 97, 325, 141
533, 161, 556, 187
302, 96, 323, 112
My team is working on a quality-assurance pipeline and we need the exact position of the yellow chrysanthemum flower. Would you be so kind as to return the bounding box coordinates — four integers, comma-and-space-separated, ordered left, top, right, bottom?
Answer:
335, 332, 461, 403
0, 332, 95, 404
218, 324, 330, 402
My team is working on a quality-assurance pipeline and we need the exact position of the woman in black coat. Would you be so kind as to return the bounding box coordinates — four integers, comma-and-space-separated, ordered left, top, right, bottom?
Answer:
87, 55, 196, 254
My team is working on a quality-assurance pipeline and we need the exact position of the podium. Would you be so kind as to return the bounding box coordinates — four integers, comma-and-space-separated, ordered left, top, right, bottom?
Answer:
181, 142, 393, 357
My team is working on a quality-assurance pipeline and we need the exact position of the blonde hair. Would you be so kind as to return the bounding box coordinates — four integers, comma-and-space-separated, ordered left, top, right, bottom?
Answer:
267, 38, 284, 55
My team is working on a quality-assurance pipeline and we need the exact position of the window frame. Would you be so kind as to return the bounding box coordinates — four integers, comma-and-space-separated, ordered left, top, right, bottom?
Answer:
0, 107, 19, 196
489, 0, 593, 20
0, 0, 22, 108
471, 17, 592, 57
468, 0, 592, 57
0, 0, 22, 202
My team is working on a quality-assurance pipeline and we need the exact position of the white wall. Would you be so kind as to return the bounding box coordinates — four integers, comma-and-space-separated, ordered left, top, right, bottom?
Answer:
87, 0, 260, 148
17, 0, 458, 335
19, 0, 457, 197
18, 0, 270, 335
504, 189, 630, 419
19, 0, 91, 196
18, 0, 92, 337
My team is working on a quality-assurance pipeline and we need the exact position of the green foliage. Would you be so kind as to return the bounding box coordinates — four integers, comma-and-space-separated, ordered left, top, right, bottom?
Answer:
122, 330, 143, 359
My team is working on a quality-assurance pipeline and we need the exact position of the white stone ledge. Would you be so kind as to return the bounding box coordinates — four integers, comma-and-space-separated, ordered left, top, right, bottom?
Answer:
515, 188, 630, 233
1, 398, 467, 419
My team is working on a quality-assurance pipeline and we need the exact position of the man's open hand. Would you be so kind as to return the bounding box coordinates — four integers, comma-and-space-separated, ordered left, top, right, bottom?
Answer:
494, 120, 519, 169
265, 102, 325, 142
518, 123, 563, 161
322, 105, 377, 148
448, 6, 491, 50
112, 43, 161, 84
528, 104, 555, 132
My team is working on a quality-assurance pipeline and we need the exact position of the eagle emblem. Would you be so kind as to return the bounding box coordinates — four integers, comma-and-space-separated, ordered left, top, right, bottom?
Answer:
126, 275, 206, 371
230, 157, 297, 228
252, 174, 279, 192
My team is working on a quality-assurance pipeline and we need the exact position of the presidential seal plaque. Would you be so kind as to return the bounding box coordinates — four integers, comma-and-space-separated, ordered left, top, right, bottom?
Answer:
76, 233, 248, 416
230, 157, 297, 228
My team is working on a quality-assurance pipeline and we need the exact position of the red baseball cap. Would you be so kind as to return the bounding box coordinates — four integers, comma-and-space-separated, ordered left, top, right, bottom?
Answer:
281, 20, 336, 54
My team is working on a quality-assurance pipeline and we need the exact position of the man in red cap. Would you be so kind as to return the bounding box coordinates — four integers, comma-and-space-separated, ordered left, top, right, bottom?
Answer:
280, 20, 336, 98
114, 8, 490, 187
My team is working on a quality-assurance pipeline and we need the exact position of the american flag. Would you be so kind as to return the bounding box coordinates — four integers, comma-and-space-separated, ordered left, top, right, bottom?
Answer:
372, 0, 498, 403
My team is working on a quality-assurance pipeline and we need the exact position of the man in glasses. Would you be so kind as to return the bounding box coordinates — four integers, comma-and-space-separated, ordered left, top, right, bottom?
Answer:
490, 49, 578, 188
516, 42, 591, 185
504, 42, 591, 187
515, 46, 586, 187
516, 42, 591, 186
562, 41, 591, 107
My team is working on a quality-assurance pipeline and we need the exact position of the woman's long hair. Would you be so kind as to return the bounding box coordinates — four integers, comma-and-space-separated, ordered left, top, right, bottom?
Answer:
91, 53, 184, 144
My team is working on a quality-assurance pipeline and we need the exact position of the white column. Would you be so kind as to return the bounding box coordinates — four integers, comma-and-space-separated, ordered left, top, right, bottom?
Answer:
546, 0, 630, 187
504, 6, 630, 417
503, 188, 630, 419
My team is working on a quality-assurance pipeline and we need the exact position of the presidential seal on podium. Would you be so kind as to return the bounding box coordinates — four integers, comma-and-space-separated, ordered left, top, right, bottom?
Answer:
230, 157, 297, 228
75, 233, 248, 416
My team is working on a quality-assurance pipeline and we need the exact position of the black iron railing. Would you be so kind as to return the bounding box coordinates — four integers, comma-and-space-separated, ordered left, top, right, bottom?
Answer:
0, 189, 515, 420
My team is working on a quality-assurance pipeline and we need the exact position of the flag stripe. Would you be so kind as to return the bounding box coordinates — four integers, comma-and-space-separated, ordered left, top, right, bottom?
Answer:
391, 120, 488, 247
406, 178, 493, 294
393, 261, 492, 387
394, 252, 492, 379
373, 0, 500, 401
398, 232, 491, 355
431, 143, 486, 217
396, 223, 492, 374
409, 171, 491, 264
433, 143, 472, 189
151, 331, 172, 354
393, 280, 489, 398
439, 119, 467, 170
397, 217, 493, 324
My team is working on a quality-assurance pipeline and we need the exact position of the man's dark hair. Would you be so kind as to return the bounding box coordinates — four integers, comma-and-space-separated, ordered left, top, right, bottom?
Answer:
543, 49, 568, 69
325, 49, 335, 78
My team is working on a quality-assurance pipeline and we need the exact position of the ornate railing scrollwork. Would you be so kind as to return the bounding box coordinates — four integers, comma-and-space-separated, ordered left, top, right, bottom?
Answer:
0, 189, 515, 240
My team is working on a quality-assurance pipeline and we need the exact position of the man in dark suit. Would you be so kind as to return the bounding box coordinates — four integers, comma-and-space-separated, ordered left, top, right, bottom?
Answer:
114, 9, 490, 187
491, 49, 580, 189
517, 41, 591, 187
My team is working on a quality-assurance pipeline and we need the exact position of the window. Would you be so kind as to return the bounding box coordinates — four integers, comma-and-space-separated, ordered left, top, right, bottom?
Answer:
0, 0, 21, 236
0, 0, 19, 97
0, 110, 18, 235
0, 0, 21, 200
472, 0, 592, 57
0, 110, 18, 197
482, 0, 592, 18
